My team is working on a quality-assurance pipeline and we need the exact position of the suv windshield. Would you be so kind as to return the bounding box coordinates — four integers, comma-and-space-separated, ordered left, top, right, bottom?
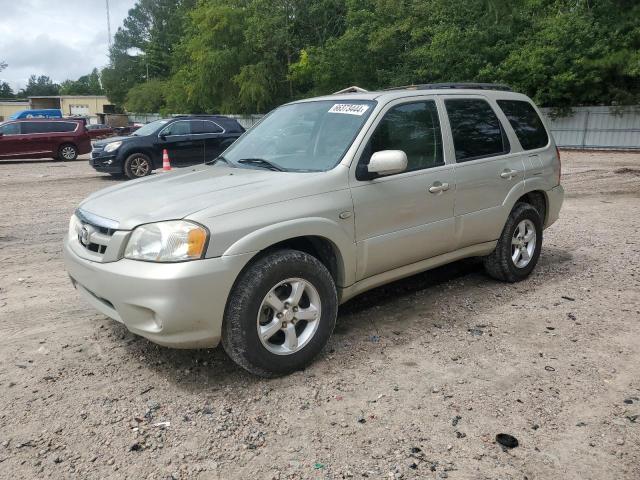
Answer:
132, 119, 169, 136
222, 100, 376, 172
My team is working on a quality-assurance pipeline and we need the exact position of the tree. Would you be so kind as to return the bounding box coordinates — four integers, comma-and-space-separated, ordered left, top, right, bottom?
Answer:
102, 0, 195, 105
60, 68, 104, 95
19, 75, 60, 96
125, 79, 166, 112
0, 60, 6, 72
0, 81, 14, 98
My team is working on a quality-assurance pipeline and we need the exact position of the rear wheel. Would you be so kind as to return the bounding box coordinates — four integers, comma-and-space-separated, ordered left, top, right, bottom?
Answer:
124, 153, 152, 179
483, 203, 543, 282
58, 144, 78, 161
222, 249, 338, 377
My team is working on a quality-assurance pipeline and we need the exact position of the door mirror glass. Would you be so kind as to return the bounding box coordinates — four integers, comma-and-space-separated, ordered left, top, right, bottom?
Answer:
368, 150, 408, 176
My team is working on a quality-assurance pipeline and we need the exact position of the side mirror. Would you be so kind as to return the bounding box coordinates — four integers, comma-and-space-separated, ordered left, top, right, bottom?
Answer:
0, 132, 3, 138
159, 134, 167, 141
367, 150, 408, 177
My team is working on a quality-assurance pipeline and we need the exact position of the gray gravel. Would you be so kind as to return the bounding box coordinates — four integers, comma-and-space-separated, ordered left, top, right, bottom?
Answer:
0, 152, 639, 479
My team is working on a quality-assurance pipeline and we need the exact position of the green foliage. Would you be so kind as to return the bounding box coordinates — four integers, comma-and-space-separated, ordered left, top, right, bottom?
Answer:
105, 0, 640, 113
0, 81, 14, 99
19, 75, 60, 97
101, 0, 195, 105
125, 79, 167, 112
59, 68, 104, 96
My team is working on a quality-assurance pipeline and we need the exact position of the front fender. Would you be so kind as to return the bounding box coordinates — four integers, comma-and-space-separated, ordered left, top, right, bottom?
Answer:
222, 217, 356, 287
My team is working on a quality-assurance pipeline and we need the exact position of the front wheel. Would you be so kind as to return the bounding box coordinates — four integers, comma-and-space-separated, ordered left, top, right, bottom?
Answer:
124, 153, 152, 179
483, 202, 543, 282
222, 249, 338, 377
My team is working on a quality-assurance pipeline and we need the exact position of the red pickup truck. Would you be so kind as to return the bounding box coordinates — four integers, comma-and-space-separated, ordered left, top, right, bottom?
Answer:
0, 118, 92, 161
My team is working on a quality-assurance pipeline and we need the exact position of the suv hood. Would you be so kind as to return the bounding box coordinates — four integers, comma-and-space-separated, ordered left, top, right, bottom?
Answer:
79, 165, 335, 230
94, 135, 134, 146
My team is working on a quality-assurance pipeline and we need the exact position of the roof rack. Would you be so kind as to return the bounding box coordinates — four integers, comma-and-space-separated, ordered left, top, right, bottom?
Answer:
384, 82, 512, 92
333, 86, 369, 94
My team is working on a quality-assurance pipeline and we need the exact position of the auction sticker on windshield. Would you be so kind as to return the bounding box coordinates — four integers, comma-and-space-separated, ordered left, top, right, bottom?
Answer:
328, 104, 370, 115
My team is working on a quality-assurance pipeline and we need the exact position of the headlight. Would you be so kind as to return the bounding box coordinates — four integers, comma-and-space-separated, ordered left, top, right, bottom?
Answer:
124, 220, 208, 262
104, 141, 122, 152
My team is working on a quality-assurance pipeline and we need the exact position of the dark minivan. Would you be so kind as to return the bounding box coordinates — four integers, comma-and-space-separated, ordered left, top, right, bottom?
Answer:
0, 118, 92, 161
90, 115, 246, 179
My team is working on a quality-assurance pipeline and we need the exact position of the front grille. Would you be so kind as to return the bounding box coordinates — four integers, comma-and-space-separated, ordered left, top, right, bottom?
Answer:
73, 209, 119, 260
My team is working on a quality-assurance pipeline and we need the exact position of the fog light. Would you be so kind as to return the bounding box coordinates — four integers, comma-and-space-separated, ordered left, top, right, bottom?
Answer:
104, 159, 113, 165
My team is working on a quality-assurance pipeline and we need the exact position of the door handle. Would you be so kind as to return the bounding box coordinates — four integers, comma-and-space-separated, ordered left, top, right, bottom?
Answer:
500, 169, 519, 179
428, 182, 450, 194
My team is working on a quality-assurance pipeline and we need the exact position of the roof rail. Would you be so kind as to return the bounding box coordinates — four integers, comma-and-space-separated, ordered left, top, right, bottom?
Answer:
384, 82, 512, 92
333, 86, 369, 94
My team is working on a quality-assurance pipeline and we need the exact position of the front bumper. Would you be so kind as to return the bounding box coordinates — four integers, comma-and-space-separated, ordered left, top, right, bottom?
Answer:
545, 184, 564, 228
90, 151, 121, 173
63, 235, 254, 348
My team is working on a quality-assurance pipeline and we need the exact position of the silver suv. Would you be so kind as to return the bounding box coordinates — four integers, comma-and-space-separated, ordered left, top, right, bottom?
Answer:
63, 83, 564, 376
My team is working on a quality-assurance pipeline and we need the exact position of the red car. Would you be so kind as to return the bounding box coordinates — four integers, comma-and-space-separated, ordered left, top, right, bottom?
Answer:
0, 118, 92, 161
86, 123, 115, 140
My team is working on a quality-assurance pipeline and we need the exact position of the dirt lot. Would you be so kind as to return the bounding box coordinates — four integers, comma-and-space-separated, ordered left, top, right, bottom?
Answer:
0, 151, 639, 479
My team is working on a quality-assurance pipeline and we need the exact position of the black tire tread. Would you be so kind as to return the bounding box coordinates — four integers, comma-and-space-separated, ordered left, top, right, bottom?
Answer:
222, 249, 337, 377
483, 202, 543, 283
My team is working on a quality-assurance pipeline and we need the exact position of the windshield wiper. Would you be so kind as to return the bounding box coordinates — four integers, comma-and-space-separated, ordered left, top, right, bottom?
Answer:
237, 158, 284, 172
205, 155, 231, 166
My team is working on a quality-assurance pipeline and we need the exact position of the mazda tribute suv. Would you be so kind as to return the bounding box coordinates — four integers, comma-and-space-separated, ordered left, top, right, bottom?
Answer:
63, 83, 564, 376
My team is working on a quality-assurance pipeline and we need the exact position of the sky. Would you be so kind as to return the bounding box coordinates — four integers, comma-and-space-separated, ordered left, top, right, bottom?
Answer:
0, 0, 137, 91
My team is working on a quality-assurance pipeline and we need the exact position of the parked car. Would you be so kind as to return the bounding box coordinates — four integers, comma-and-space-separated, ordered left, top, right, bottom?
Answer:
9, 108, 63, 120
86, 123, 115, 140
64, 84, 564, 376
90, 115, 246, 179
0, 118, 91, 161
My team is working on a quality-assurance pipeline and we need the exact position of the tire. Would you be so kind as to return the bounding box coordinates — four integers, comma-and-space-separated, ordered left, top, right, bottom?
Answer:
222, 249, 338, 377
124, 153, 152, 179
483, 202, 543, 283
58, 144, 78, 161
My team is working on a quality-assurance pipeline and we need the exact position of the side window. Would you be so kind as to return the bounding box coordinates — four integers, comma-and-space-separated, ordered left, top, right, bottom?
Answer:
50, 122, 78, 133
22, 122, 52, 134
162, 121, 191, 136
0, 122, 21, 135
445, 98, 510, 162
194, 120, 223, 134
497, 100, 549, 150
364, 100, 444, 173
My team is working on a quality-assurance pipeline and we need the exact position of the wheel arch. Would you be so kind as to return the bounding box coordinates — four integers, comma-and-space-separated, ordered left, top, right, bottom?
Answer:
515, 190, 548, 226
222, 218, 355, 288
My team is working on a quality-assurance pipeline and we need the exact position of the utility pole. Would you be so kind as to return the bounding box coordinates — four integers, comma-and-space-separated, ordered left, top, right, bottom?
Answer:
106, 0, 112, 52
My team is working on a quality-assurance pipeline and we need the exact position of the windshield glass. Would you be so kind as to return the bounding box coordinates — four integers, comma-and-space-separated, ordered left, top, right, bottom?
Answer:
222, 100, 376, 172
132, 119, 169, 136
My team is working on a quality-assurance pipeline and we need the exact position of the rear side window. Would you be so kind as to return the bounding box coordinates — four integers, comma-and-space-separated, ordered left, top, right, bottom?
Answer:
194, 120, 224, 134
497, 100, 549, 150
445, 98, 510, 162
366, 100, 444, 172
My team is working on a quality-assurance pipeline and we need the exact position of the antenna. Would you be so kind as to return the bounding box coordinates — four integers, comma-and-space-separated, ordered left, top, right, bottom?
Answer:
106, 0, 112, 52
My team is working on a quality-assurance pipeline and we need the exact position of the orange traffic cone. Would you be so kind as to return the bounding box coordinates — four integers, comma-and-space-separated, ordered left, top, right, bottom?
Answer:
162, 149, 172, 171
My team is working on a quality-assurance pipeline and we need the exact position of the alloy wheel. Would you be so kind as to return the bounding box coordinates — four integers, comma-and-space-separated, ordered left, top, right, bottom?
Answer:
511, 219, 536, 268
257, 278, 321, 355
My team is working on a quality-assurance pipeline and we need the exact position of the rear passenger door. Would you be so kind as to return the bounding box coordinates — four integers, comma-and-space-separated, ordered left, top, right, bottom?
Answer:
19, 121, 57, 156
441, 96, 524, 249
193, 120, 226, 163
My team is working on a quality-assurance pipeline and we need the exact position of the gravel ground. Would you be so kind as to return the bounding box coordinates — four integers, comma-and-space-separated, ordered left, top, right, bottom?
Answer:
0, 151, 639, 479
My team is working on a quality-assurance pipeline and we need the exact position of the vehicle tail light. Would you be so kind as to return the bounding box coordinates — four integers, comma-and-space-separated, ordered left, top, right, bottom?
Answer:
555, 145, 561, 185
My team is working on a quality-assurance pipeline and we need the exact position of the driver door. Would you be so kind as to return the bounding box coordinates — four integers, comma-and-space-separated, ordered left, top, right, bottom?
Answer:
158, 120, 203, 166
350, 98, 456, 280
